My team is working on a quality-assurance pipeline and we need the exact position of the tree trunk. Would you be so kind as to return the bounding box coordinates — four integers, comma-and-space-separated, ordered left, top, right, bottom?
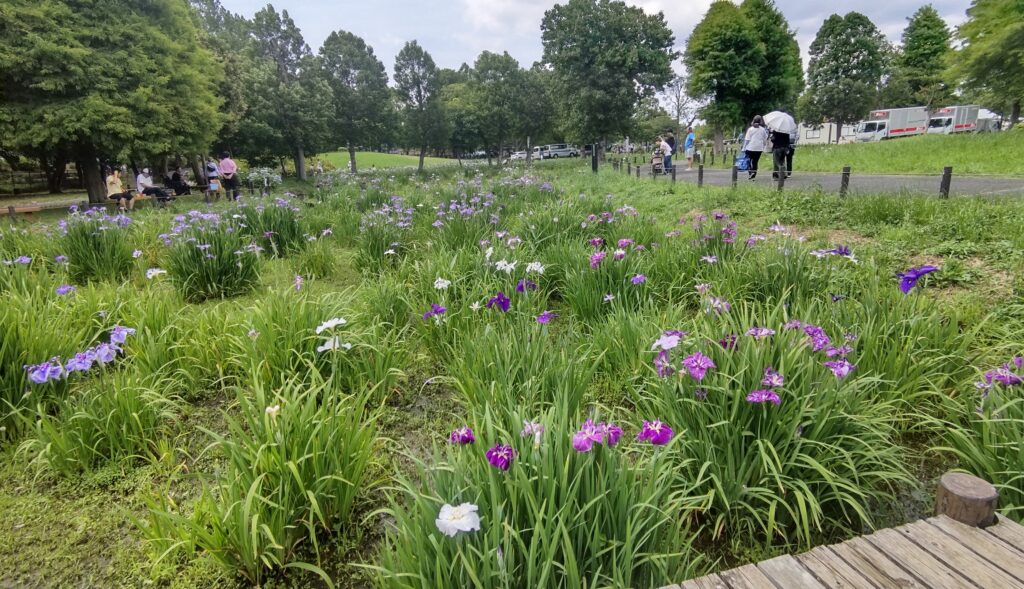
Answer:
41, 155, 67, 194
713, 127, 724, 153
79, 158, 106, 204
835, 119, 844, 142
191, 155, 206, 185
1010, 100, 1021, 126
347, 141, 357, 174
418, 145, 426, 173
294, 145, 307, 181
280, 157, 287, 178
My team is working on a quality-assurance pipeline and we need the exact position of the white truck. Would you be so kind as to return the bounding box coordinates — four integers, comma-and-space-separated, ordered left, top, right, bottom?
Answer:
927, 105, 981, 134
854, 107, 929, 142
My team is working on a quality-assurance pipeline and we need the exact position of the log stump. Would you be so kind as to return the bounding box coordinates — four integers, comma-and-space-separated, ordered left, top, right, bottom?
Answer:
935, 472, 998, 528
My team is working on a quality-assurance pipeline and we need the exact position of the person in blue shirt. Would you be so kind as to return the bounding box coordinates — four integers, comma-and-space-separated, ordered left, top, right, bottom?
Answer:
684, 126, 696, 171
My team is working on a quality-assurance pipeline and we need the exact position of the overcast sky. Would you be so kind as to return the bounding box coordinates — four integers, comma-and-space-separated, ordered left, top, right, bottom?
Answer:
219, 0, 972, 76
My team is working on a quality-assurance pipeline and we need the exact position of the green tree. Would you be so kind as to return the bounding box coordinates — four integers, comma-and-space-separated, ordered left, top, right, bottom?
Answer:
883, 5, 953, 108
394, 41, 446, 173
685, 1, 765, 147
541, 0, 675, 146
740, 0, 803, 114
0, 0, 222, 202
319, 31, 391, 173
799, 13, 890, 138
441, 81, 484, 162
249, 5, 331, 180
952, 0, 1024, 124
468, 51, 530, 165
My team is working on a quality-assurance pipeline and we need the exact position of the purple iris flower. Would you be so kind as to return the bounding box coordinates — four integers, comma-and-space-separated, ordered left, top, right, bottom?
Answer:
719, 335, 739, 350
25, 358, 64, 384
449, 426, 475, 445
803, 324, 831, 352
746, 327, 775, 340
536, 311, 557, 324
617, 238, 634, 248
14, 256, 31, 265
589, 251, 607, 269
486, 291, 510, 312
486, 444, 516, 470
65, 352, 94, 373
746, 389, 781, 405
631, 274, 647, 285
516, 279, 537, 292
896, 265, 939, 293
94, 343, 119, 364
826, 346, 853, 358
599, 422, 623, 446
55, 284, 76, 296
636, 420, 673, 445
571, 420, 621, 452
110, 325, 136, 345
682, 352, 715, 381
422, 304, 447, 320
783, 320, 803, 331
588, 238, 605, 248
762, 367, 784, 388
654, 350, 675, 378
54, 255, 68, 264
823, 359, 856, 378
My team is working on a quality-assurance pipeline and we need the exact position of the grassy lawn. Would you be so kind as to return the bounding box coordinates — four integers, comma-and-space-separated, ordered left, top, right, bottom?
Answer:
790, 132, 1024, 176
1, 162, 1022, 588
319, 150, 453, 171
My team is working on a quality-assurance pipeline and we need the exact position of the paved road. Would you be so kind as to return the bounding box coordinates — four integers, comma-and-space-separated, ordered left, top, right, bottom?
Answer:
629, 165, 1024, 197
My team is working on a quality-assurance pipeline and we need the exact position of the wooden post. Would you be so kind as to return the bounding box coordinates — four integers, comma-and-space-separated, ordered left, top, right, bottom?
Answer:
940, 166, 952, 198
7, 205, 15, 218
698, 164, 704, 187
935, 472, 998, 527
671, 163, 676, 184
627, 162, 632, 175
591, 144, 598, 173
636, 166, 640, 179
731, 165, 738, 188
840, 166, 851, 197
710, 150, 715, 166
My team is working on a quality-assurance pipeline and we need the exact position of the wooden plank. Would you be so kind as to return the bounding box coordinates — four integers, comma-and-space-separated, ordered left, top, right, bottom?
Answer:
657, 585, 682, 589
864, 528, 976, 588
831, 537, 930, 588
719, 563, 776, 589
896, 520, 1024, 589
928, 516, 1024, 582
797, 546, 882, 588
682, 574, 730, 589
987, 515, 1024, 549
757, 555, 826, 588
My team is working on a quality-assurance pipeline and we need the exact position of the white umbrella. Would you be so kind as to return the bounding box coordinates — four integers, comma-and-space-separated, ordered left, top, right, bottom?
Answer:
763, 111, 797, 134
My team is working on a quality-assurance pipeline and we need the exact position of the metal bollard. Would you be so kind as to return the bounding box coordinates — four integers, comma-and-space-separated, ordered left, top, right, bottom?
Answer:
940, 166, 952, 198
698, 164, 704, 187
731, 165, 738, 188
840, 166, 851, 197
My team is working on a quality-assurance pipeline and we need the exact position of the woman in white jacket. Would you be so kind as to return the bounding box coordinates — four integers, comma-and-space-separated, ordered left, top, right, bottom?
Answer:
743, 115, 768, 180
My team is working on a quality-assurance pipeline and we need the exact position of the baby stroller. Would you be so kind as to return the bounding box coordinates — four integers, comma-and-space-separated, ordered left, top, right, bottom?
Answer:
651, 149, 665, 175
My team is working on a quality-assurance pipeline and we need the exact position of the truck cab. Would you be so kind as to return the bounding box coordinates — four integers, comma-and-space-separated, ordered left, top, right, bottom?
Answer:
855, 121, 888, 142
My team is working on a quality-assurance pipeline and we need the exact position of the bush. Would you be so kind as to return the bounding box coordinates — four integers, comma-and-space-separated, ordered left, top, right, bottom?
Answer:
58, 207, 135, 282
236, 198, 307, 257
164, 212, 261, 302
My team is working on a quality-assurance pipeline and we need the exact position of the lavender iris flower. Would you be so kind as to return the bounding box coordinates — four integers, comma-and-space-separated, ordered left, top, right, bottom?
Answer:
55, 284, 76, 296
110, 325, 136, 345
896, 265, 939, 293
762, 367, 784, 388
823, 359, 856, 378
746, 389, 781, 405
746, 327, 775, 340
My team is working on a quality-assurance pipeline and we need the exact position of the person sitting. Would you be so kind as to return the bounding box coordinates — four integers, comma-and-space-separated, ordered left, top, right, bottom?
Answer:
136, 168, 173, 202
106, 168, 134, 211
170, 170, 191, 195
206, 159, 223, 201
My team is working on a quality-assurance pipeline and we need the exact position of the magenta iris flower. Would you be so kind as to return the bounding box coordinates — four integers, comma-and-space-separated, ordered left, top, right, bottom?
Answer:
719, 334, 739, 350
449, 426, 475, 445
896, 265, 939, 293
762, 367, 784, 388
588, 238, 605, 248
631, 274, 647, 285
486, 444, 516, 470
654, 350, 675, 377
589, 251, 607, 268
617, 238, 634, 248
422, 303, 447, 320
572, 420, 621, 452
747, 389, 781, 405
682, 352, 715, 381
823, 359, 856, 378
486, 291, 510, 312
536, 310, 557, 324
613, 249, 626, 261
600, 422, 623, 446
636, 420, 673, 445
803, 324, 831, 352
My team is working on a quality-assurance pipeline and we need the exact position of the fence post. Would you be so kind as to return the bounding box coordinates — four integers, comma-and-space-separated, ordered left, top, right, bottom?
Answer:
671, 163, 677, 184
591, 144, 599, 173
698, 164, 704, 188
731, 165, 738, 188
935, 472, 997, 527
939, 166, 952, 198
636, 166, 640, 179
839, 166, 851, 197
627, 162, 631, 175
710, 150, 715, 166
7, 206, 15, 218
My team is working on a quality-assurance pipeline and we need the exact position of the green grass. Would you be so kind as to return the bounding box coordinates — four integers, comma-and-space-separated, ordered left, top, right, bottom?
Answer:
320, 150, 453, 171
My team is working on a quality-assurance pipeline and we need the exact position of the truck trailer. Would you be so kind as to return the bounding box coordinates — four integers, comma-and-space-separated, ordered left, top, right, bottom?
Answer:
927, 105, 981, 134
854, 107, 929, 142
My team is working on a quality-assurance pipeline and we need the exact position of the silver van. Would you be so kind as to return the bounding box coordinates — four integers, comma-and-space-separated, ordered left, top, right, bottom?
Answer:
541, 144, 579, 159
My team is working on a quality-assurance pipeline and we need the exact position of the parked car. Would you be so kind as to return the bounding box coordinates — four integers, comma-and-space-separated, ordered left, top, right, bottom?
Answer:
540, 144, 579, 159
508, 151, 528, 161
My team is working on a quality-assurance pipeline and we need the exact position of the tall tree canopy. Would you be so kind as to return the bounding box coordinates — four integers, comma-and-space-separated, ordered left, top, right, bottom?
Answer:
541, 0, 675, 144
798, 12, 890, 137
882, 5, 953, 108
739, 0, 803, 115
394, 41, 446, 173
248, 5, 331, 180
319, 31, 392, 173
685, 1, 764, 145
467, 51, 530, 164
0, 0, 222, 201
952, 0, 1024, 124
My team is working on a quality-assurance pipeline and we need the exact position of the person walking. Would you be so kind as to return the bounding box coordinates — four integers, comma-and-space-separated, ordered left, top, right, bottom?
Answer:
770, 125, 791, 180
106, 168, 134, 211
218, 151, 240, 200
786, 128, 798, 178
657, 135, 672, 175
742, 115, 768, 180
684, 126, 696, 171
663, 133, 675, 174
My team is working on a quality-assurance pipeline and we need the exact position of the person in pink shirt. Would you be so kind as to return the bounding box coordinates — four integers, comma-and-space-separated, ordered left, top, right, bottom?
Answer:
218, 151, 240, 200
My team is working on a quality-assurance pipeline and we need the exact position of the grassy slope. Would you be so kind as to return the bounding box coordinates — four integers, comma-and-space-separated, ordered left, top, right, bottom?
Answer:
319, 151, 452, 171
0, 163, 1021, 587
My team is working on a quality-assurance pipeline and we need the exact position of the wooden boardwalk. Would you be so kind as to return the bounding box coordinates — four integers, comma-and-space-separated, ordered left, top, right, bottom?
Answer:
664, 514, 1024, 589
